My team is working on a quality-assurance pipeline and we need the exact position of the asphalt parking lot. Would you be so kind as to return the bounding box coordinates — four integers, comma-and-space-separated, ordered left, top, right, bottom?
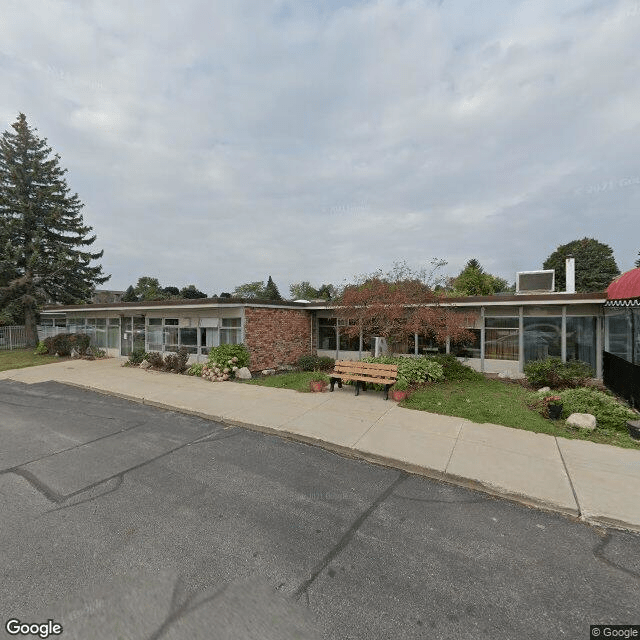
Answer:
1, 379, 639, 639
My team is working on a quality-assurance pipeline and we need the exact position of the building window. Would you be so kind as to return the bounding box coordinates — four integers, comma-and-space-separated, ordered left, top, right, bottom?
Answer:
107, 318, 120, 349
566, 317, 597, 370
485, 317, 519, 361
318, 318, 337, 350
179, 327, 198, 354
220, 318, 241, 344
524, 317, 561, 362
147, 318, 163, 351
339, 320, 360, 351
452, 329, 480, 358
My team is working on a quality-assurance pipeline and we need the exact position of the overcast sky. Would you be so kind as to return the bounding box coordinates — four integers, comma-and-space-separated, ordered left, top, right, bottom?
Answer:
1, 0, 638, 296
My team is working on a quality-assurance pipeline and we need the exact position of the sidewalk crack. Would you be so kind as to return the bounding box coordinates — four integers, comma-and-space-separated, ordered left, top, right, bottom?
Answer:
350, 403, 396, 448
554, 437, 582, 517
443, 422, 465, 474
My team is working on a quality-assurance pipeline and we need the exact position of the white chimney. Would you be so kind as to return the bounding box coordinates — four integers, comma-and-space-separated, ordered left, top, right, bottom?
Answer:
565, 256, 575, 293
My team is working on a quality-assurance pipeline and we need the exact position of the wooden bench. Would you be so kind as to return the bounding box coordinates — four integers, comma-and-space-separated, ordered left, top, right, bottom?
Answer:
328, 360, 398, 400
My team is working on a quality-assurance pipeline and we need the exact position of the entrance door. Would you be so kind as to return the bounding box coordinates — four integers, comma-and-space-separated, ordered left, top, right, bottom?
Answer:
120, 316, 146, 356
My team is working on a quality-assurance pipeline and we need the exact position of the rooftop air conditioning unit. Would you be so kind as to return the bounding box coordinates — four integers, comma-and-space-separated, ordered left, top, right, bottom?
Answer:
516, 270, 555, 294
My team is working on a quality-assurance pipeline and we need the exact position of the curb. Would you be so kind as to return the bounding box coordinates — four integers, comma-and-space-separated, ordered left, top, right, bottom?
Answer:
57, 380, 640, 534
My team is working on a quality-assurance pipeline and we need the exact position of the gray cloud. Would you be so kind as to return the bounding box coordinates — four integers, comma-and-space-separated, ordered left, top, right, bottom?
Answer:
1, 0, 638, 295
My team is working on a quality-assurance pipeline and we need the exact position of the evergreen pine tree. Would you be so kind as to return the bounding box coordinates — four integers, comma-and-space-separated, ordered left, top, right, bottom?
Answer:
122, 285, 138, 302
264, 275, 282, 300
0, 113, 109, 345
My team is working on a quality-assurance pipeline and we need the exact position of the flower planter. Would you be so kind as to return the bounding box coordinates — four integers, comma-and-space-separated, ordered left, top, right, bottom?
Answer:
627, 420, 640, 441
390, 390, 409, 402
310, 381, 326, 393
548, 404, 563, 420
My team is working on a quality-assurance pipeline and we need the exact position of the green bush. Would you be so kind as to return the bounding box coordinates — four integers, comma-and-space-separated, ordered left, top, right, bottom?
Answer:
524, 357, 593, 389
207, 344, 250, 378
128, 347, 147, 365
361, 356, 444, 384
297, 354, 335, 371
393, 378, 409, 391
34, 341, 48, 355
187, 363, 204, 377
559, 388, 636, 431
431, 354, 483, 382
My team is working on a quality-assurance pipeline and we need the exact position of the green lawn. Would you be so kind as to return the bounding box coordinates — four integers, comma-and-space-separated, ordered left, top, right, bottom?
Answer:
403, 379, 640, 449
0, 348, 61, 372
242, 371, 322, 393
246, 370, 640, 450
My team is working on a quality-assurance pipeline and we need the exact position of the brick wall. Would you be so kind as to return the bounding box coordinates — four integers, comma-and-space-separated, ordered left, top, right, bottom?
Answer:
244, 307, 313, 371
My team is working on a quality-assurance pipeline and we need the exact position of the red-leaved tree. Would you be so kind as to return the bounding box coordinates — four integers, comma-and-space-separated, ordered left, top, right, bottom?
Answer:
334, 262, 477, 347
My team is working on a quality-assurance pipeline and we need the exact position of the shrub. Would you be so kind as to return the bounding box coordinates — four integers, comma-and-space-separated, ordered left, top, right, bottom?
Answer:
297, 354, 335, 371
43, 336, 55, 354
68, 333, 90, 356
49, 333, 72, 356
524, 357, 593, 389
128, 347, 147, 366
94, 349, 107, 359
146, 351, 165, 369
187, 363, 204, 376
310, 371, 330, 383
164, 347, 190, 373
559, 387, 636, 432
207, 344, 250, 378
362, 356, 444, 384
34, 341, 48, 355
392, 378, 409, 391
430, 354, 483, 382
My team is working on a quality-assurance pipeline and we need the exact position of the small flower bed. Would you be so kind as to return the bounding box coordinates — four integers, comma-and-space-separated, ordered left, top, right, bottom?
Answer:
200, 344, 250, 382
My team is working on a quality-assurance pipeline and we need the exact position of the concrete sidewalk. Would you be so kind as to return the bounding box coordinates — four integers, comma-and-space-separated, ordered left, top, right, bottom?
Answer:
2, 358, 639, 532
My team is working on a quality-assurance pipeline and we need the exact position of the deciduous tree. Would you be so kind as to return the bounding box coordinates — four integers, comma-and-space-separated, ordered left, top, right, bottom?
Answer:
232, 281, 265, 298
543, 238, 620, 292
133, 276, 166, 300
0, 113, 108, 345
449, 259, 510, 296
180, 284, 207, 299
335, 262, 476, 345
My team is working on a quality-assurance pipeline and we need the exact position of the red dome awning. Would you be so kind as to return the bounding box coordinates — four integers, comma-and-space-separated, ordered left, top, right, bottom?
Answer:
607, 268, 640, 300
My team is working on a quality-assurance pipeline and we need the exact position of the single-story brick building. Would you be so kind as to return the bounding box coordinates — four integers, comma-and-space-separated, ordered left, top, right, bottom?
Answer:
40, 289, 610, 377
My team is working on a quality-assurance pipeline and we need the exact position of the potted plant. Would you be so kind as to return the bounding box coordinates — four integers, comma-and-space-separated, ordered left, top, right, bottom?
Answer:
390, 379, 410, 402
545, 395, 563, 420
309, 372, 329, 392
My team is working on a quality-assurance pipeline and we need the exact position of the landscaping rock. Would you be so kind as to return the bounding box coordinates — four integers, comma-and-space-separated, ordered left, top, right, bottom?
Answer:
261, 369, 276, 376
498, 370, 526, 380
566, 413, 597, 430
236, 367, 252, 380
538, 386, 551, 395
139, 360, 151, 370
70, 348, 80, 359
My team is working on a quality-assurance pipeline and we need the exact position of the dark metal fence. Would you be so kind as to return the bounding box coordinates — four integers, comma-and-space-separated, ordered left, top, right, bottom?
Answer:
603, 351, 640, 409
